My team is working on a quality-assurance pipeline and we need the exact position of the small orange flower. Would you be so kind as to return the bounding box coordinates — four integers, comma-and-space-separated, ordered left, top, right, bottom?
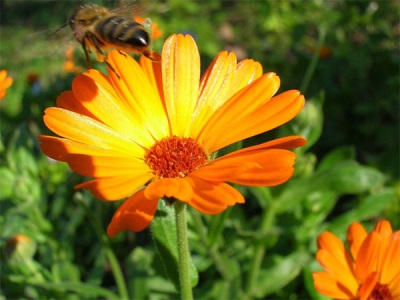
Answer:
313, 220, 400, 300
40, 34, 306, 237
63, 46, 83, 74
0, 69, 13, 100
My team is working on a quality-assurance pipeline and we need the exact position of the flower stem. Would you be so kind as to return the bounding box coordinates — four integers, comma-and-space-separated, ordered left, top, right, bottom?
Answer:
77, 196, 129, 300
174, 201, 194, 300
300, 26, 327, 95
244, 188, 276, 299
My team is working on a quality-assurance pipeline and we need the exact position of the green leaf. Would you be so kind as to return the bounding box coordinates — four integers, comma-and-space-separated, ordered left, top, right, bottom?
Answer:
317, 146, 356, 172
0, 167, 15, 199
151, 200, 198, 290
328, 162, 386, 194
126, 247, 152, 299
327, 188, 396, 235
254, 250, 311, 297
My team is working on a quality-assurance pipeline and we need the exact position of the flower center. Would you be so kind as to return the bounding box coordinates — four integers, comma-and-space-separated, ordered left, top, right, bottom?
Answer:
145, 136, 208, 178
368, 283, 392, 300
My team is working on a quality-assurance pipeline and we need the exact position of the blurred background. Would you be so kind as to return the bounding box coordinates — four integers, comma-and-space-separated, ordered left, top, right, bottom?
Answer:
1, 0, 399, 299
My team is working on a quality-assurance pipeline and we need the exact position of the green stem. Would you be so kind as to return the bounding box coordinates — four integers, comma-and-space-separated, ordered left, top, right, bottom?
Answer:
300, 26, 327, 95
77, 196, 129, 300
244, 188, 277, 299
174, 201, 194, 300
191, 210, 233, 281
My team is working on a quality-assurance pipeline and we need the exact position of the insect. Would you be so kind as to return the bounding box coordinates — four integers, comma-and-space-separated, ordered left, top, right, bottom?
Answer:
68, 4, 161, 75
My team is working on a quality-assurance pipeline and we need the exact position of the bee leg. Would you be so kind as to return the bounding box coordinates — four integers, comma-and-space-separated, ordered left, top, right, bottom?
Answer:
81, 39, 92, 69
86, 33, 120, 79
117, 50, 128, 57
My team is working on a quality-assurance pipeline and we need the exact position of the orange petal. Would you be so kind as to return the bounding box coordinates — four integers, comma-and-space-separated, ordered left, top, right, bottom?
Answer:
192, 137, 306, 186
231, 58, 263, 92
316, 248, 359, 293
72, 74, 152, 143
387, 264, 400, 297
198, 72, 280, 148
202, 149, 296, 186
355, 231, 381, 282
312, 271, 356, 299
105, 50, 169, 143
317, 232, 358, 287
373, 220, 393, 239
139, 55, 164, 105
357, 272, 378, 300
200, 73, 304, 151
56, 91, 99, 121
380, 231, 400, 284
39, 136, 126, 162
66, 154, 150, 177
144, 178, 193, 203
184, 176, 244, 214
162, 34, 200, 136
107, 189, 159, 237
191, 55, 263, 139
347, 222, 367, 260
43, 107, 144, 157
190, 51, 237, 137
75, 173, 154, 201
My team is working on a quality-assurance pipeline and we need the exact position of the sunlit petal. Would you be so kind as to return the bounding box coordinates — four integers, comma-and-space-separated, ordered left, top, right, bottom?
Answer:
312, 272, 356, 299
76, 174, 154, 201
107, 189, 159, 237
162, 34, 200, 136
184, 176, 244, 214
347, 222, 367, 260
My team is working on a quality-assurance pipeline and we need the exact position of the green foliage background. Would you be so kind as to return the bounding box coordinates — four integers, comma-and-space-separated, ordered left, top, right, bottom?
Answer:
1, 0, 399, 299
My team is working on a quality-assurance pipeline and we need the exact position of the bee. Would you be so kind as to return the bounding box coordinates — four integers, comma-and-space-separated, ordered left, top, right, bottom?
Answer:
69, 4, 161, 75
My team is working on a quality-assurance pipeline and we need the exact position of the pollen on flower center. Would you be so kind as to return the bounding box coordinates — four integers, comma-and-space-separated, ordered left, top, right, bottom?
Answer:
145, 136, 208, 178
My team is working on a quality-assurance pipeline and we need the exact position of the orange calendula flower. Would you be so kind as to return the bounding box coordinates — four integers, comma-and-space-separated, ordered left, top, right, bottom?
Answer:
39, 34, 306, 237
0, 69, 13, 100
313, 220, 400, 300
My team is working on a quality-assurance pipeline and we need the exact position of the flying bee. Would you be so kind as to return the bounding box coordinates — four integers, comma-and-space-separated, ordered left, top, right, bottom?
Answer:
68, 4, 161, 75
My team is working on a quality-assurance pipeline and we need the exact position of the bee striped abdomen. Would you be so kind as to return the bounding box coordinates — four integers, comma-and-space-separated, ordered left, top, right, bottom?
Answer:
96, 16, 149, 47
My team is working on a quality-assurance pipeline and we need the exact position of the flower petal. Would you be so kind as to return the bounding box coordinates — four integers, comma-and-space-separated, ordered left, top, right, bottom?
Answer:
316, 248, 359, 294
387, 265, 400, 297
347, 222, 368, 260
380, 231, 400, 284
39, 136, 126, 162
192, 137, 306, 186
184, 176, 244, 214
199, 72, 304, 151
56, 90, 99, 120
316, 232, 358, 290
312, 271, 356, 299
355, 231, 381, 282
144, 178, 194, 203
75, 173, 154, 201
105, 50, 169, 143
357, 272, 378, 300
190, 51, 237, 136
139, 55, 164, 104
71, 73, 159, 148
66, 154, 150, 177
191, 55, 263, 139
373, 220, 393, 239
43, 107, 144, 157
107, 189, 159, 237
162, 34, 200, 136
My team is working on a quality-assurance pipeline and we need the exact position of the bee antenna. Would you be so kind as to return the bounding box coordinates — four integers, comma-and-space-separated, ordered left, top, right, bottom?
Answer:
53, 22, 69, 35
